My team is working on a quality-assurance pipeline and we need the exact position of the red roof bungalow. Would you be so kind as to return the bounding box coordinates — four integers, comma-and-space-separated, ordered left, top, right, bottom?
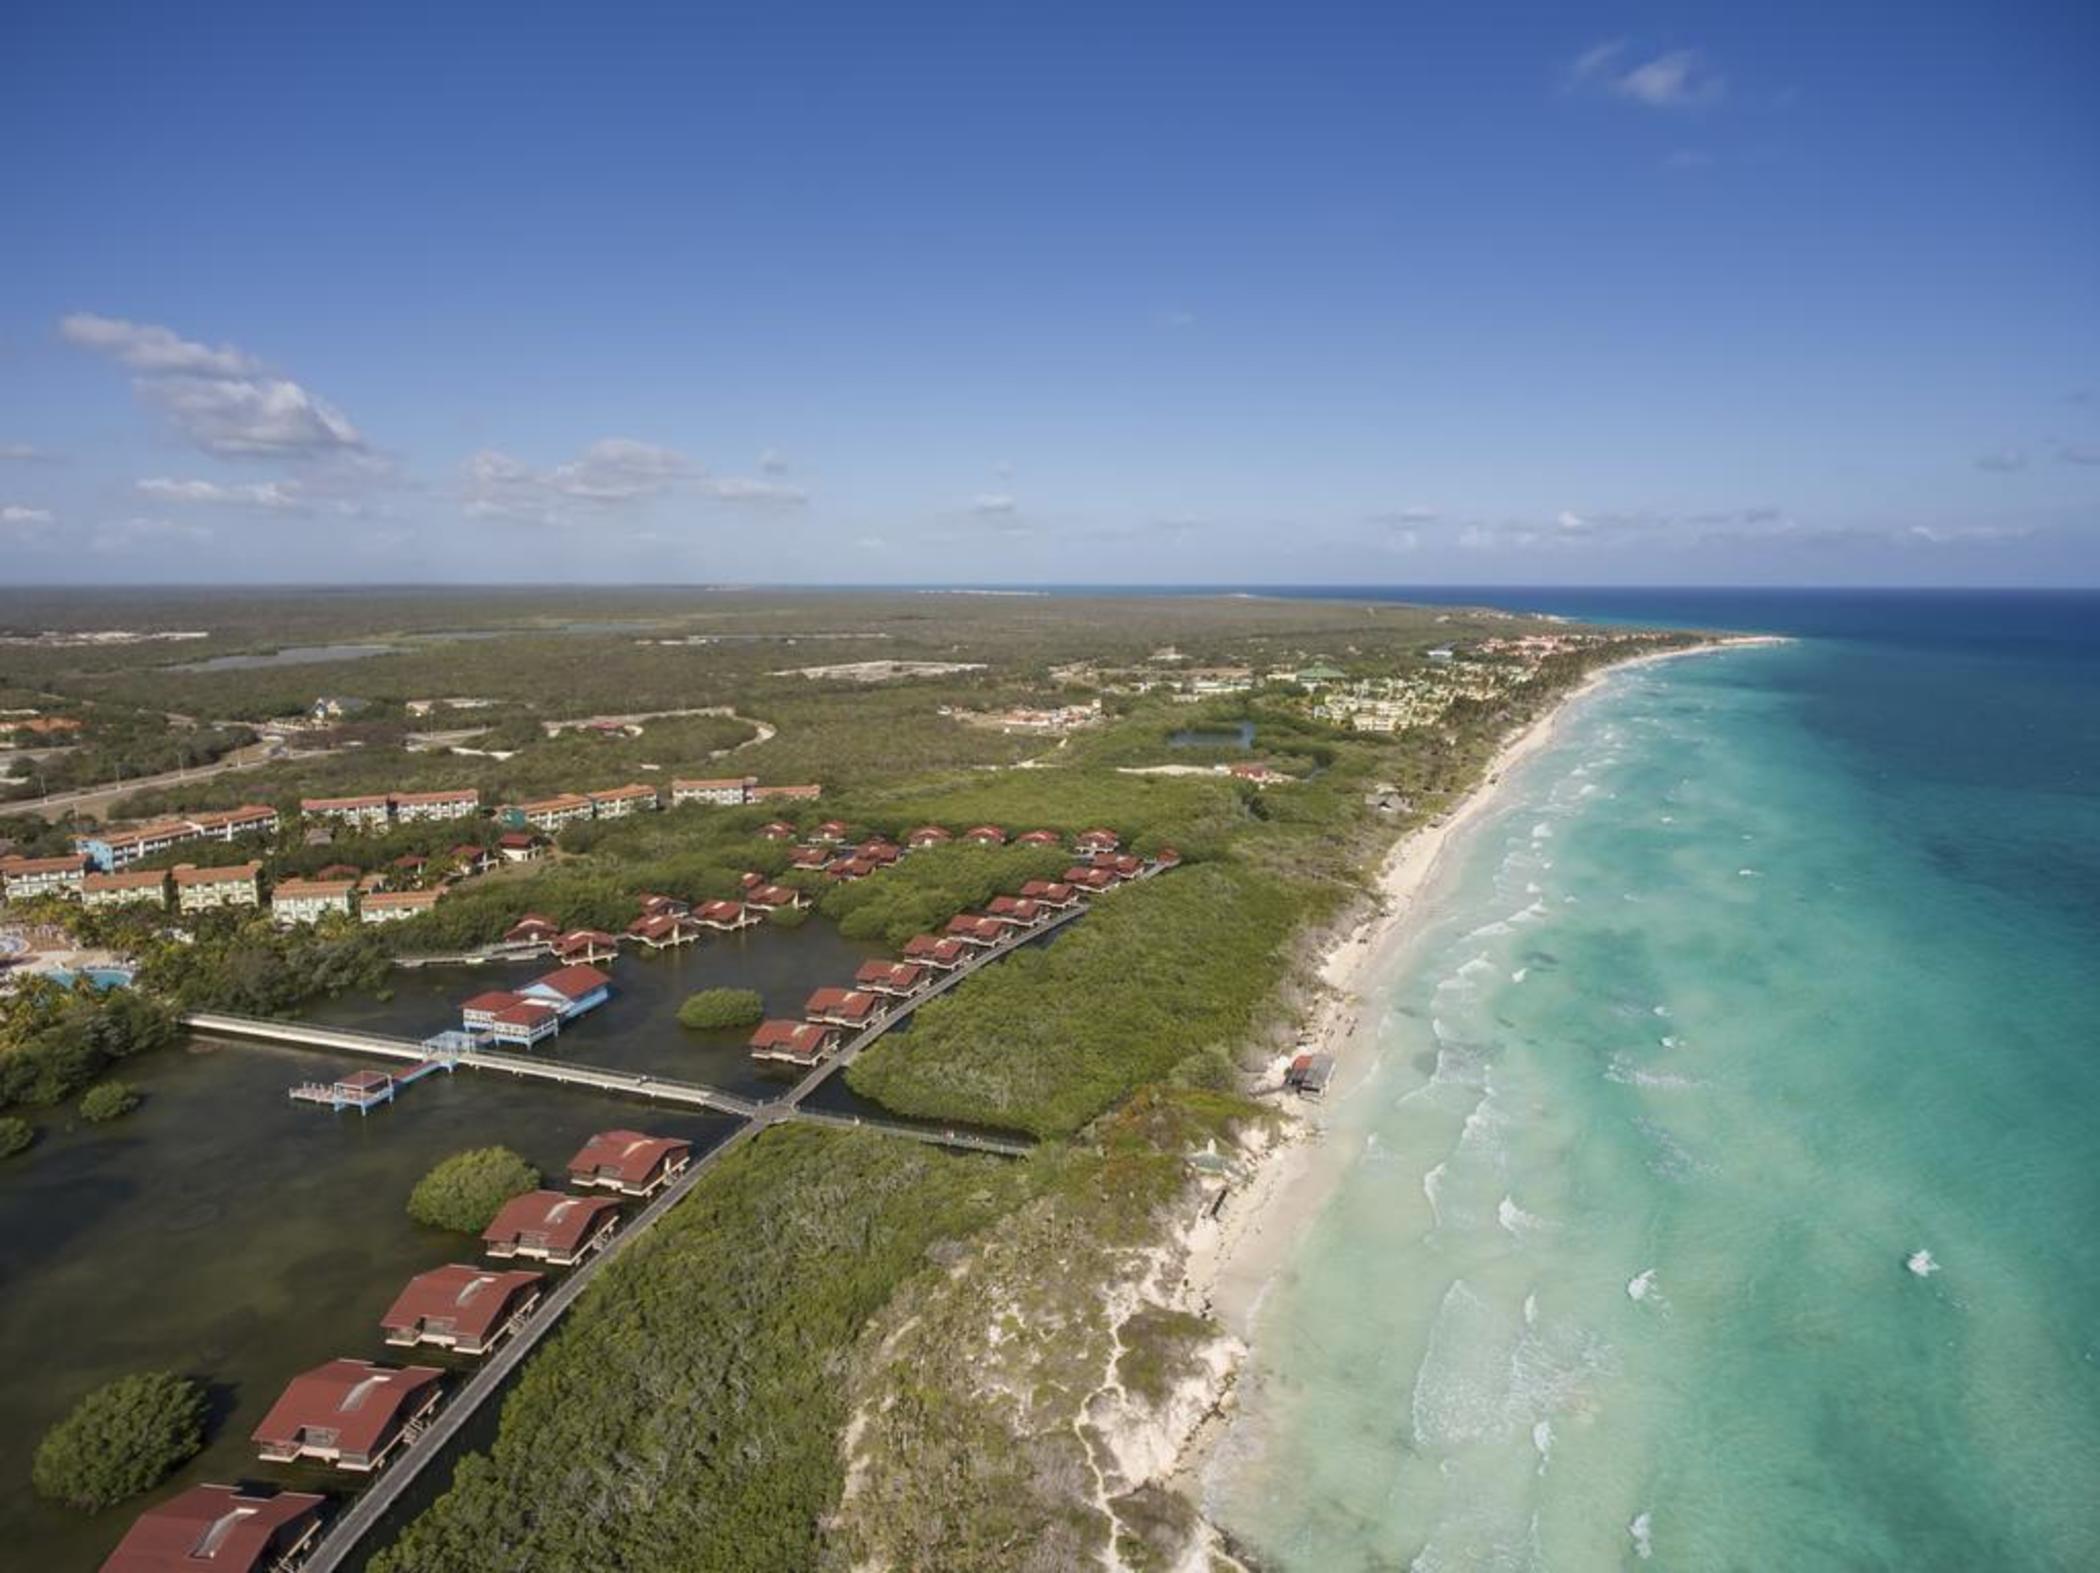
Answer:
522, 963, 612, 1016
381, 1265, 544, 1356
748, 1019, 840, 1065
1093, 853, 1144, 880
462, 990, 525, 1028
314, 862, 362, 881
826, 855, 879, 882
901, 934, 970, 969
252, 1359, 443, 1472
1020, 879, 1081, 908
1016, 828, 1063, 847
905, 825, 952, 848
855, 839, 902, 865
804, 986, 886, 1028
1074, 828, 1122, 853
855, 959, 929, 996
503, 913, 561, 946
1228, 761, 1287, 784
496, 830, 546, 863
738, 870, 764, 890
758, 820, 798, 841
553, 928, 621, 963
482, 1190, 620, 1264
98, 1484, 326, 1573
638, 891, 692, 917
696, 898, 760, 930
962, 824, 1007, 846
984, 895, 1045, 926
744, 883, 806, 911
1155, 846, 1183, 867
811, 819, 852, 844
488, 998, 562, 1047
449, 843, 496, 875
390, 852, 429, 873
944, 914, 1006, 947
786, 844, 831, 870
567, 1130, 692, 1196
628, 912, 703, 950
1063, 864, 1117, 891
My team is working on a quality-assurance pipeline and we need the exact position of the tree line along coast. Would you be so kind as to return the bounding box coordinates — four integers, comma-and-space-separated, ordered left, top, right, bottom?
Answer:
0, 588, 1705, 1571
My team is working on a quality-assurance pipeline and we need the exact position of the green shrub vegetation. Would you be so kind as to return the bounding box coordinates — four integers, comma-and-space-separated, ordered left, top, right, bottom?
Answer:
78, 1081, 142, 1123
0, 984, 180, 1112
0, 1115, 33, 1158
849, 863, 1313, 1137
407, 1146, 541, 1233
31, 1371, 207, 1510
369, 1125, 1029, 1573
677, 987, 765, 1031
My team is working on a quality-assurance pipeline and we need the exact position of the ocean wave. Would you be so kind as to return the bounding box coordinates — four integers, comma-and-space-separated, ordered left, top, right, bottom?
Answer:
1422, 1162, 1447, 1227
1498, 1194, 1553, 1236
1907, 1248, 1940, 1278
1606, 1054, 1698, 1090
1532, 1418, 1553, 1475
1510, 967, 1528, 984
1626, 1268, 1662, 1304
1630, 1510, 1654, 1560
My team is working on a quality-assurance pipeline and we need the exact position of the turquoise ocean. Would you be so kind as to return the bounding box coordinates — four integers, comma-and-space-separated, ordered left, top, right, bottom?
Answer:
1206, 591, 2100, 1570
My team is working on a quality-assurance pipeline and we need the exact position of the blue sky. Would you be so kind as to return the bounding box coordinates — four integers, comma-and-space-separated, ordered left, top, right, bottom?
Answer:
2, 1, 2095, 586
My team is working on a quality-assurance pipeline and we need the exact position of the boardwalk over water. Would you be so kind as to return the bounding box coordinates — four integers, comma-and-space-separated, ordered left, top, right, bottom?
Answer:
182, 876, 1137, 1570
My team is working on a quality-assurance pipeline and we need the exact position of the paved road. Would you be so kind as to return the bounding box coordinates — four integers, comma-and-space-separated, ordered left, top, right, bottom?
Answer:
15, 742, 337, 822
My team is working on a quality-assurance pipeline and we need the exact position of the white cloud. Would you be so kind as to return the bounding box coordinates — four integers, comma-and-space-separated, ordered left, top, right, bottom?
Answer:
90, 515, 217, 555
61, 312, 365, 459
0, 442, 54, 462
464, 438, 696, 523
1570, 42, 1725, 109
759, 448, 789, 475
1, 504, 55, 528
59, 313, 260, 377
137, 476, 312, 511
708, 476, 809, 508
1905, 523, 2033, 544
970, 492, 1018, 516
1975, 448, 2029, 473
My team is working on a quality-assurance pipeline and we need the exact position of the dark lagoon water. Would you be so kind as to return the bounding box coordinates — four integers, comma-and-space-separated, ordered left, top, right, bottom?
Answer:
1169, 720, 1255, 750
0, 920, 888, 1570
171, 642, 397, 672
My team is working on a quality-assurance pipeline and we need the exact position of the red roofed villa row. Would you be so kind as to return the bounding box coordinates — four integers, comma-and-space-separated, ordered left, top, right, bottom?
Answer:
1063, 864, 1118, 891
984, 895, 1045, 925
804, 986, 887, 1027
748, 1019, 840, 1065
628, 911, 703, 948
97, 1483, 326, 1573
390, 788, 480, 821
900, 934, 970, 969
380, 1264, 544, 1356
360, 888, 443, 924
251, 1358, 444, 1472
855, 958, 929, 996
567, 1129, 692, 1195
482, 1190, 621, 1264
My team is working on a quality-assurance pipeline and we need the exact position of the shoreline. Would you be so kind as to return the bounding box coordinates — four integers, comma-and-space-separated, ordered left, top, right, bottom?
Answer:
1157, 633, 1785, 1549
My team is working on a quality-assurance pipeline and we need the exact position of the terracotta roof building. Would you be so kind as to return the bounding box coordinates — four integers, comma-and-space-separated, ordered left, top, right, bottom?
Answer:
172, 861, 262, 912
567, 1130, 692, 1195
380, 1265, 544, 1356
804, 986, 885, 1028
482, 1190, 621, 1264
251, 1358, 443, 1472
98, 1484, 325, 1573
748, 1019, 839, 1065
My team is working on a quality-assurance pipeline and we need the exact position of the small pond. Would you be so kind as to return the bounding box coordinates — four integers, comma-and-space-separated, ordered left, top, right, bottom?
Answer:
1168, 720, 1254, 750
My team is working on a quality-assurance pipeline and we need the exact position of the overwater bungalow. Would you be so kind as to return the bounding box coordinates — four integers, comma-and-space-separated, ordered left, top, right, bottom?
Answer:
520, 963, 612, 1017
749, 1019, 840, 1065
943, 914, 1006, 947
638, 891, 692, 918
1063, 864, 1117, 891
983, 895, 1045, 926
502, 913, 561, 947
552, 927, 621, 963
487, 999, 562, 1048
380, 1265, 544, 1356
1019, 879, 1081, 908
627, 912, 703, 950
288, 1067, 397, 1112
251, 1358, 443, 1472
854, 959, 929, 996
482, 1190, 620, 1264
826, 855, 878, 881
901, 934, 970, 969
804, 986, 886, 1029
566, 1130, 692, 1196
743, 882, 806, 911
695, 898, 761, 931
99, 1484, 326, 1573
786, 844, 831, 870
